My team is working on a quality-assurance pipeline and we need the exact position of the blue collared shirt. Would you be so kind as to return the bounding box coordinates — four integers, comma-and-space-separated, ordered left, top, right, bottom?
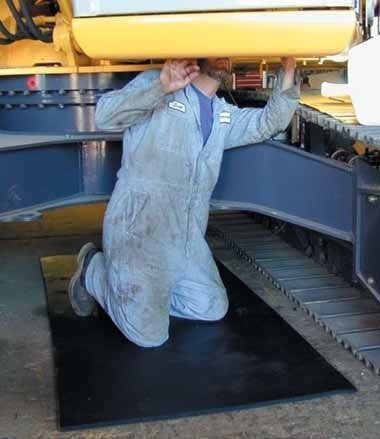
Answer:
191, 84, 214, 146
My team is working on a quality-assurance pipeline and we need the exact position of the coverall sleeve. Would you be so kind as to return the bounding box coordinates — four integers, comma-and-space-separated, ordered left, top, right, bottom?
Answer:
224, 69, 300, 149
95, 69, 170, 132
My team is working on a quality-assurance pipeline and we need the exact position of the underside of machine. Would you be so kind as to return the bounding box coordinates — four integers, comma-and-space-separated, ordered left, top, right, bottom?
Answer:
0, 0, 362, 70
1, 0, 380, 373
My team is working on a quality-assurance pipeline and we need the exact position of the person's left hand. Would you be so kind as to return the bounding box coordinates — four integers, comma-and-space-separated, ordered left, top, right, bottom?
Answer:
281, 57, 296, 74
281, 57, 296, 90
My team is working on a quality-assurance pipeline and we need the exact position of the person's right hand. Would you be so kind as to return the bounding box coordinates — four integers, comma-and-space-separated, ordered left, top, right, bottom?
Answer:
160, 59, 200, 94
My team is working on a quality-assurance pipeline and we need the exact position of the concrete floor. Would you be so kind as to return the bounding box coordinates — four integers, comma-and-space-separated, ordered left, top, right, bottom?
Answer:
1, 232, 380, 439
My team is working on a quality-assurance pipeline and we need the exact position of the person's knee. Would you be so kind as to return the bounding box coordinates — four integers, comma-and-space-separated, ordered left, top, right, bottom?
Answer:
119, 323, 169, 348
132, 332, 169, 348
106, 297, 169, 348
122, 314, 169, 347
208, 293, 229, 321
171, 285, 229, 321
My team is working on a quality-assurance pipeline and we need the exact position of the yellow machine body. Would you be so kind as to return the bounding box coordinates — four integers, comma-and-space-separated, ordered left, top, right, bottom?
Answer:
72, 10, 357, 60
0, 0, 360, 75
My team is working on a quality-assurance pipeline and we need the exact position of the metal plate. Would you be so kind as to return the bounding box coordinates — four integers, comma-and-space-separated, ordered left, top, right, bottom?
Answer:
292, 287, 369, 304
325, 314, 380, 335
73, 1, 354, 17
237, 242, 291, 252
341, 330, 380, 353
307, 299, 380, 318
281, 276, 347, 292
359, 350, 380, 373
267, 266, 328, 280
259, 258, 317, 270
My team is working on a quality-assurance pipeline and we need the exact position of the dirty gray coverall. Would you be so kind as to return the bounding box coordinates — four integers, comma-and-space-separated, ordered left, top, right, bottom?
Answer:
85, 68, 300, 347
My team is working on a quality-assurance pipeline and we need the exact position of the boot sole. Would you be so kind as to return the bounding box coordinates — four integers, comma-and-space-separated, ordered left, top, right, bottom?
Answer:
68, 243, 96, 317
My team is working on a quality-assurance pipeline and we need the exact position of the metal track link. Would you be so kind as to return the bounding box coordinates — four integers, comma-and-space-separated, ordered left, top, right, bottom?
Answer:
209, 211, 380, 375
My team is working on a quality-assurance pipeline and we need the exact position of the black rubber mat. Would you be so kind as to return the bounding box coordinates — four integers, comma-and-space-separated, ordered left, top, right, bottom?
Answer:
42, 258, 355, 431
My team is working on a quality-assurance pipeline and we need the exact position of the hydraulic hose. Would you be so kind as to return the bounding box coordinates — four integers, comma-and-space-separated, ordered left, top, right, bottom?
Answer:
0, 18, 17, 41
0, 36, 14, 45
5, 0, 32, 38
18, 0, 53, 43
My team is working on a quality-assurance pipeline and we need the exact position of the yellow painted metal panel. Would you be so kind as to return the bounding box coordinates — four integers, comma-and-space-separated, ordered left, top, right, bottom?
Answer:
72, 10, 357, 59
41, 255, 76, 281
0, 204, 105, 239
300, 93, 357, 123
0, 64, 163, 76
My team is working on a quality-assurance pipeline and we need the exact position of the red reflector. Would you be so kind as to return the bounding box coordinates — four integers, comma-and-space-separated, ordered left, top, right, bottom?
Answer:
26, 75, 38, 91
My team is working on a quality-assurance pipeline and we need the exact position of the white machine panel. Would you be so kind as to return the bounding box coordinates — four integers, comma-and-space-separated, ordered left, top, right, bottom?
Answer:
73, 0, 355, 17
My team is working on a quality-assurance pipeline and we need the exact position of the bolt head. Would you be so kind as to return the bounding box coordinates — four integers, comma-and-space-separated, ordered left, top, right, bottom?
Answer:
368, 195, 379, 203
368, 277, 375, 285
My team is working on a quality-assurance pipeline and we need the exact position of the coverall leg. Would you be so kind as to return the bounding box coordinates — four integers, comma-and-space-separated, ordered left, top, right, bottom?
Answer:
85, 185, 186, 348
170, 237, 228, 321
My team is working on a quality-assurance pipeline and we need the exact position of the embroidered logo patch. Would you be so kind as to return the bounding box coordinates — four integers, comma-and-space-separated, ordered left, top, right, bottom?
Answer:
219, 111, 231, 124
169, 101, 186, 113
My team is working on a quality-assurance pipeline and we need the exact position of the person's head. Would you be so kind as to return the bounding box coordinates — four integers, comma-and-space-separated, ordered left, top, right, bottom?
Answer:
197, 58, 231, 82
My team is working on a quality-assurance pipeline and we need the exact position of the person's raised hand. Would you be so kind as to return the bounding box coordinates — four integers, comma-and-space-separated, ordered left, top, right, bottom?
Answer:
160, 59, 200, 94
280, 57, 296, 91
281, 57, 296, 74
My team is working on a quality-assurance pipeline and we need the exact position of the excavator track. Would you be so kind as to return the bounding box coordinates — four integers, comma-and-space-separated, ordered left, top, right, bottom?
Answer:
209, 211, 380, 375
245, 90, 380, 148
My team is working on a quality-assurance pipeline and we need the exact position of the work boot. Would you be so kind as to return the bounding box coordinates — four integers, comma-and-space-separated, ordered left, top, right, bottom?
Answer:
68, 242, 98, 316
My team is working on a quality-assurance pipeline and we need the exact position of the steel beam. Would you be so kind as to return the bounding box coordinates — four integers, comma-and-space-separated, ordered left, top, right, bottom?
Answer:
0, 138, 121, 221
212, 141, 354, 242
0, 138, 379, 300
